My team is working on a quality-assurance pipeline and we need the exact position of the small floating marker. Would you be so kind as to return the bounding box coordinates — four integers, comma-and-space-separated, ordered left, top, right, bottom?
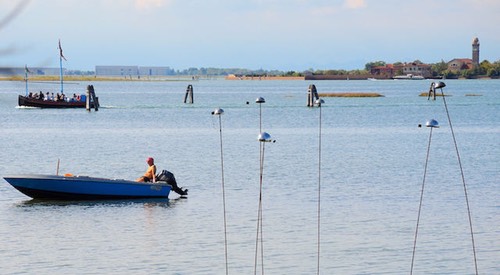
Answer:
434, 81, 446, 89
258, 132, 274, 142
212, 108, 224, 115
425, 119, 439, 128
255, 97, 265, 104
315, 98, 325, 107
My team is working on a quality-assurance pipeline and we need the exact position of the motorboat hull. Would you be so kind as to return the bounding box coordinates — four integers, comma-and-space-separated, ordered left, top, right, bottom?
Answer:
3, 174, 171, 200
18, 95, 95, 109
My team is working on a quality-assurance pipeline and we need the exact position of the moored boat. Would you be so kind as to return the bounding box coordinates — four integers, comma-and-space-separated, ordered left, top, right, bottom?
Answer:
3, 174, 171, 200
18, 94, 96, 109
19, 40, 100, 109
393, 74, 425, 80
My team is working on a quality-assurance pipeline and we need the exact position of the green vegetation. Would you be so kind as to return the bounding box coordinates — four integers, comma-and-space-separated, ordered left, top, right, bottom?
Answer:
366, 59, 500, 79
419, 92, 450, 97
2, 58, 498, 79
365, 61, 386, 71
219, 58, 500, 79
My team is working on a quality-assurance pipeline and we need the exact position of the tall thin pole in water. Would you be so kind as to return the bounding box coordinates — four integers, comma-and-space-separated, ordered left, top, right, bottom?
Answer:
413, 81, 478, 275
24, 64, 29, 96
411, 119, 438, 275
255, 131, 273, 275
254, 97, 266, 275
212, 108, 228, 275
316, 98, 324, 274
435, 83, 478, 275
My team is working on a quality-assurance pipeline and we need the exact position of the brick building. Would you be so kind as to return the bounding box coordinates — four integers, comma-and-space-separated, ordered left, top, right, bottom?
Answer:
447, 37, 479, 71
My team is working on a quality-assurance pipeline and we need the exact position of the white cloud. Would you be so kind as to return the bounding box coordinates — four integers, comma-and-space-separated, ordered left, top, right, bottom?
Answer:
135, 0, 171, 10
343, 0, 367, 9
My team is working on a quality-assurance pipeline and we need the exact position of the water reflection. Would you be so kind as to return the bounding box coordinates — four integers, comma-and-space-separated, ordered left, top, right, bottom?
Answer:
14, 197, 174, 208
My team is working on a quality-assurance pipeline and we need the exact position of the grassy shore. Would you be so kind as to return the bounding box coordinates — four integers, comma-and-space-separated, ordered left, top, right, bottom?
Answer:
319, 92, 384, 97
419, 92, 450, 97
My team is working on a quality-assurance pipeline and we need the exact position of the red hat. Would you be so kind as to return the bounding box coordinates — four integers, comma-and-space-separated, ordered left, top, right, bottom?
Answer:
146, 157, 154, 163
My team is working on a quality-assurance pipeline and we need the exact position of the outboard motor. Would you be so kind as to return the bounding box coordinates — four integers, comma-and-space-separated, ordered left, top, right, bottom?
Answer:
156, 170, 188, 196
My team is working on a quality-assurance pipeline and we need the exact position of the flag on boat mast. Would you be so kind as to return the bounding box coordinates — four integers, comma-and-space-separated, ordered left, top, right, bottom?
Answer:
58, 39, 66, 93
58, 39, 67, 61
24, 64, 30, 96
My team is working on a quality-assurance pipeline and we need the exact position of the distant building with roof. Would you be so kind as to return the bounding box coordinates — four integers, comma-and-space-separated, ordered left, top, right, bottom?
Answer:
447, 37, 479, 71
447, 58, 474, 71
370, 37, 482, 78
95, 66, 175, 77
401, 63, 431, 77
370, 64, 401, 78
370, 62, 431, 78
95, 66, 139, 77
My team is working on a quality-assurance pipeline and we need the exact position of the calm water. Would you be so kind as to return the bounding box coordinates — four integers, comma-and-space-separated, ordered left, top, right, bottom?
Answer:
0, 79, 498, 274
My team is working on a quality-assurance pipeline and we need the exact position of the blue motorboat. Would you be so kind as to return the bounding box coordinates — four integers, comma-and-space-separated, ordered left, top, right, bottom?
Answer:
3, 174, 171, 200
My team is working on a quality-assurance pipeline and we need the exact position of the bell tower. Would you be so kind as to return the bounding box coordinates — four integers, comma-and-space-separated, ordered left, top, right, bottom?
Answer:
472, 37, 480, 67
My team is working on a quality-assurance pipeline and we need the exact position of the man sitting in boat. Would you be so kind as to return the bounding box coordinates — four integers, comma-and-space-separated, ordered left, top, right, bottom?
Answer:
137, 157, 156, 183
136, 157, 188, 196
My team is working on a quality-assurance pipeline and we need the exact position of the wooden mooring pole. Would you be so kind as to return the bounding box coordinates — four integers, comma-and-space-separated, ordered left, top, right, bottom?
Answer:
184, 84, 194, 104
307, 84, 319, 107
427, 82, 437, 100
86, 85, 99, 112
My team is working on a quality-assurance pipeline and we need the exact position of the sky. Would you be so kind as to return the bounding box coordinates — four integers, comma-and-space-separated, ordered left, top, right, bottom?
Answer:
1, 0, 499, 71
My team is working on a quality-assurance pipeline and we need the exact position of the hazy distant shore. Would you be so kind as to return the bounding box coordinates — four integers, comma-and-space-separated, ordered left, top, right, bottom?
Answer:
225, 75, 304, 80
0, 75, 204, 82
1, 75, 496, 82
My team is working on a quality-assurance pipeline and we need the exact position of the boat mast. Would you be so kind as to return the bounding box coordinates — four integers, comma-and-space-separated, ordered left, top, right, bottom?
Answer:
58, 39, 66, 94
24, 64, 29, 96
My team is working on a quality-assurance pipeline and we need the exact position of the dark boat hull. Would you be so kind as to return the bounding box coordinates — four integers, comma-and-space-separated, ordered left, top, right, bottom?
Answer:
3, 174, 172, 200
18, 95, 95, 109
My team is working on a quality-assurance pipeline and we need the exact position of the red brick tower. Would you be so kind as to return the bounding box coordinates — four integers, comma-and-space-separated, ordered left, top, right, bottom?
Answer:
472, 37, 480, 67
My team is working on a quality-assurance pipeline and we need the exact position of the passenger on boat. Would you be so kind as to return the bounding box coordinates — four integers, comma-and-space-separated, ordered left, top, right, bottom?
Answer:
137, 157, 156, 183
39, 91, 44, 100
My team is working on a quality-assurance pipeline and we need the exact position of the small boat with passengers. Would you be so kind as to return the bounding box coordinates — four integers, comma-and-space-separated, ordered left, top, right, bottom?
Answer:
19, 40, 99, 109
18, 92, 98, 109
3, 174, 172, 200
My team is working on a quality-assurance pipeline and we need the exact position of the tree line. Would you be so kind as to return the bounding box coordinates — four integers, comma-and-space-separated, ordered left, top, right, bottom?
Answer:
64, 59, 500, 78
363, 59, 500, 78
